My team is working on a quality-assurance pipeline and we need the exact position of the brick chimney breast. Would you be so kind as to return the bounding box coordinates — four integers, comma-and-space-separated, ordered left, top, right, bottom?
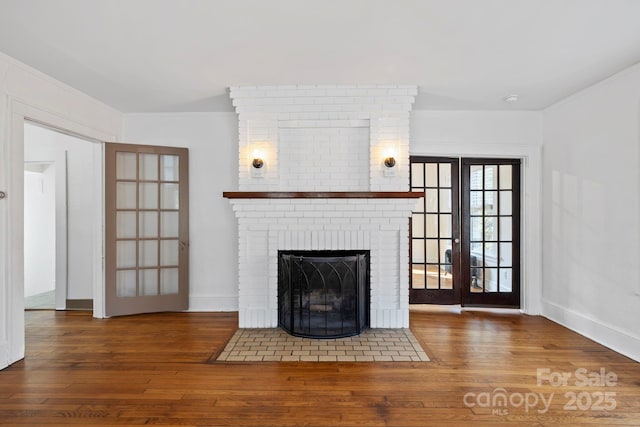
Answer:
226, 85, 420, 328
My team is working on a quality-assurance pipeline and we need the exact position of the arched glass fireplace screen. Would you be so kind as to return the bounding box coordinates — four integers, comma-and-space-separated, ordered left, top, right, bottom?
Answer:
278, 250, 369, 339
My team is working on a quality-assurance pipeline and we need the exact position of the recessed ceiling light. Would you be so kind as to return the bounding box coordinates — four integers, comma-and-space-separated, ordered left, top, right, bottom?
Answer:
503, 94, 519, 103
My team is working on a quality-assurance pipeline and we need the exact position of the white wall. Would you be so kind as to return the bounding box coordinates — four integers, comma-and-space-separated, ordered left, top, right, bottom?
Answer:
0, 51, 121, 369
23, 166, 55, 297
411, 111, 542, 146
123, 113, 239, 311
542, 63, 640, 361
24, 123, 97, 300
410, 110, 543, 314
124, 111, 544, 318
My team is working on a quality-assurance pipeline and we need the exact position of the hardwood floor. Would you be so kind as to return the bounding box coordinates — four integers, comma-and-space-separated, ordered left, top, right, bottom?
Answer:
1, 310, 639, 426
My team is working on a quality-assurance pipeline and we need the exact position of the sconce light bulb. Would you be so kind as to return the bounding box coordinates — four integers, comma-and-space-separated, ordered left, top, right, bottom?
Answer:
384, 157, 396, 168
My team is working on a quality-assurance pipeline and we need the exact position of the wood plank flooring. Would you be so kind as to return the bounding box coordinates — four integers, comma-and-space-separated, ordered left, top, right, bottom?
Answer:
0, 309, 638, 426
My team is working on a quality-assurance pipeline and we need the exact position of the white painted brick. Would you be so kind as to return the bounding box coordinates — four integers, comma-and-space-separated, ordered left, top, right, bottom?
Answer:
229, 85, 417, 328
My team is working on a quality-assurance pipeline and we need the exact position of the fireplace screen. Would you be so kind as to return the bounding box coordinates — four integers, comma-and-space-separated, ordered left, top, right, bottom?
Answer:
278, 251, 369, 338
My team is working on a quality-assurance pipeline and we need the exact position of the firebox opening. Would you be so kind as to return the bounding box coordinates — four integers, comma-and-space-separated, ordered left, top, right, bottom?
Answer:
278, 250, 370, 339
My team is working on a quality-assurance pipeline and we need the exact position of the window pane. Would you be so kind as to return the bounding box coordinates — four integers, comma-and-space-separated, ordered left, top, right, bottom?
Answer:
439, 214, 452, 238
470, 191, 483, 215
485, 243, 498, 267
484, 191, 498, 215
484, 217, 497, 241
470, 165, 483, 189
425, 189, 438, 212
116, 212, 137, 238
499, 217, 512, 241
440, 240, 452, 268
426, 240, 439, 263
116, 182, 136, 209
425, 164, 438, 187
116, 152, 136, 180
116, 270, 136, 297
139, 183, 158, 209
139, 240, 158, 267
470, 265, 482, 290
411, 163, 424, 188
500, 243, 512, 266
116, 241, 136, 269
160, 268, 179, 295
500, 191, 513, 215
161, 155, 179, 181
412, 265, 425, 289
425, 214, 438, 238
485, 165, 498, 190
439, 189, 452, 213
139, 212, 158, 238
484, 268, 498, 292
412, 214, 424, 238
499, 268, 513, 292
412, 240, 425, 263
470, 242, 483, 259
140, 269, 158, 296
470, 217, 483, 241
470, 249, 483, 287
161, 211, 179, 238
439, 163, 451, 188
161, 183, 179, 209
426, 266, 439, 289
139, 154, 158, 181
161, 240, 179, 266
499, 165, 512, 189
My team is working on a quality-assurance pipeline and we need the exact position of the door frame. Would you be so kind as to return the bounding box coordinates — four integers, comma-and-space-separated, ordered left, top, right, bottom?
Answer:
410, 142, 542, 315
5, 100, 113, 366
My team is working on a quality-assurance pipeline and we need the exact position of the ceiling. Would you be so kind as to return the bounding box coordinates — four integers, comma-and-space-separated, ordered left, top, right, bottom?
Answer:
1, 0, 639, 113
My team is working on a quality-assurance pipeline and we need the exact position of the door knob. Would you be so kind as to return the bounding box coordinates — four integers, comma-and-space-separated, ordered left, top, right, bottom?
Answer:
0, 191, 6, 199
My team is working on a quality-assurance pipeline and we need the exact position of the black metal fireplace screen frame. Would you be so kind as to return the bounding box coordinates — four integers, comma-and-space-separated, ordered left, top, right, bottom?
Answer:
278, 250, 370, 339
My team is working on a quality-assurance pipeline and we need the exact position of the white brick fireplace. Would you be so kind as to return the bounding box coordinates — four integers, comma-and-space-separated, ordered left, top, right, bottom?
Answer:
225, 85, 421, 329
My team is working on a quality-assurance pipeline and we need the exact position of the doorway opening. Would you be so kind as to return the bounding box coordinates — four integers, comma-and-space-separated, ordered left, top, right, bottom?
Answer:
23, 120, 101, 312
24, 161, 56, 309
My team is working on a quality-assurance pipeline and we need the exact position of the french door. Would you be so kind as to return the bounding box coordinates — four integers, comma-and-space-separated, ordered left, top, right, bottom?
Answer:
409, 158, 460, 304
105, 143, 189, 316
410, 156, 521, 307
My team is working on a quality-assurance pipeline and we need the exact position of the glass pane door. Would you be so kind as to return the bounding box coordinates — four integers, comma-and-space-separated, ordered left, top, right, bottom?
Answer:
409, 157, 460, 304
105, 143, 189, 316
409, 156, 521, 308
462, 159, 520, 307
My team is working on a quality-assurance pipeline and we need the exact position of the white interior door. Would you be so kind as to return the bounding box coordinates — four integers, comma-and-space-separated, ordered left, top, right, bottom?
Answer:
105, 143, 189, 316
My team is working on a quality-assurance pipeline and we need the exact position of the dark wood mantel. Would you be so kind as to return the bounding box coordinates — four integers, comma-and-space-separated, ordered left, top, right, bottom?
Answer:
223, 191, 424, 199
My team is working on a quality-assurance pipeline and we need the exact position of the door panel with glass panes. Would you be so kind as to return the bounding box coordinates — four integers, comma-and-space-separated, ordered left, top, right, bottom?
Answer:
410, 156, 521, 307
105, 143, 189, 316
409, 157, 460, 304
461, 159, 520, 307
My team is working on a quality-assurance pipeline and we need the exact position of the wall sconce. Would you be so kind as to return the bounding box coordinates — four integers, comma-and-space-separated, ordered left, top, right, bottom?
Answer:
250, 149, 266, 178
252, 157, 264, 169
382, 146, 398, 177
384, 156, 396, 168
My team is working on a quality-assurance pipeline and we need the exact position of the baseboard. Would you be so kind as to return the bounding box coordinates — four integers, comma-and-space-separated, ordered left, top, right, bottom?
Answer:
65, 299, 93, 310
187, 295, 238, 312
542, 300, 640, 362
